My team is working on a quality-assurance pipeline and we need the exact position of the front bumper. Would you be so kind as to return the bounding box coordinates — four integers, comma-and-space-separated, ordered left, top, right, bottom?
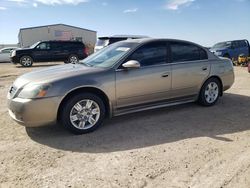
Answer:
7, 96, 62, 127
10, 56, 19, 64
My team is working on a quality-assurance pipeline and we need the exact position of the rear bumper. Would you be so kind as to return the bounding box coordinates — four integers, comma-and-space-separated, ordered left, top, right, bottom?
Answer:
7, 96, 62, 127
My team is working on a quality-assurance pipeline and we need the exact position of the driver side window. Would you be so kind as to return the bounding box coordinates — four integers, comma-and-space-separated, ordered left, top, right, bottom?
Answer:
36, 42, 50, 50
126, 42, 168, 67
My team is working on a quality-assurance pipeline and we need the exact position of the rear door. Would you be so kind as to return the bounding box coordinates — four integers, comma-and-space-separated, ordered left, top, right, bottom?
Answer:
50, 42, 66, 61
115, 41, 172, 109
170, 41, 210, 99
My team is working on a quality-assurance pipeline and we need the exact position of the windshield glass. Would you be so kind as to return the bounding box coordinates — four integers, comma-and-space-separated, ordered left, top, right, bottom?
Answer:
96, 39, 109, 47
29, 41, 40, 48
212, 41, 232, 49
80, 42, 137, 68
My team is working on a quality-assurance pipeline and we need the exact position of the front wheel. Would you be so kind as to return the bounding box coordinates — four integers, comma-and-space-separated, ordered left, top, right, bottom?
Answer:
60, 93, 106, 134
198, 78, 221, 106
20, 56, 33, 67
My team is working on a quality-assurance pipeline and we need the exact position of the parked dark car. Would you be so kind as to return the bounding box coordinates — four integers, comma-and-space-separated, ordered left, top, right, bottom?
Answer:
10, 41, 88, 67
210, 39, 250, 60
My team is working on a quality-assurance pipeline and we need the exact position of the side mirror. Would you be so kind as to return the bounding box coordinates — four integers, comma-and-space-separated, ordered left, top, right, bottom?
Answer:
122, 60, 140, 69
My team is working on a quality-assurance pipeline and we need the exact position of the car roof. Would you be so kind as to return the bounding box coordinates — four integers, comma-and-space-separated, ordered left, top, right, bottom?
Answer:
123, 38, 205, 47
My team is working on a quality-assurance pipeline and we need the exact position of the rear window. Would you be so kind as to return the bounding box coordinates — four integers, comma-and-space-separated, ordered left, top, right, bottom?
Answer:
109, 38, 125, 45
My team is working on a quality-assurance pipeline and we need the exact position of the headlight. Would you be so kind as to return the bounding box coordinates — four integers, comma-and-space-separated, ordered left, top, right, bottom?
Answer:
11, 50, 16, 57
18, 84, 51, 99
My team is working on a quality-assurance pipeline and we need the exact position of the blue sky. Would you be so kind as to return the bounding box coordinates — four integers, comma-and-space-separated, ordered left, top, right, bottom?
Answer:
0, 0, 249, 46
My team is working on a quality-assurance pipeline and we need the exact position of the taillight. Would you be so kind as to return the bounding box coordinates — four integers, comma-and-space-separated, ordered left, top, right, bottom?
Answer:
84, 48, 88, 56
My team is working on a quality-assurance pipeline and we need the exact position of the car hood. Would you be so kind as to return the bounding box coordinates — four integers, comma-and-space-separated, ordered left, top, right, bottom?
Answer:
16, 47, 32, 51
13, 64, 104, 88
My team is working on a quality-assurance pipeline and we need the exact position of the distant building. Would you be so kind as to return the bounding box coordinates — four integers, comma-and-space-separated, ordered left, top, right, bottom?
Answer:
0, 44, 18, 49
18, 24, 97, 53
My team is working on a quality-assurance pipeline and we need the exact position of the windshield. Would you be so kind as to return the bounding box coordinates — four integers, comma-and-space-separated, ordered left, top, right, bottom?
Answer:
80, 42, 138, 68
212, 41, 232, 49
96, 39, 109, 47
29, 41, 40, 48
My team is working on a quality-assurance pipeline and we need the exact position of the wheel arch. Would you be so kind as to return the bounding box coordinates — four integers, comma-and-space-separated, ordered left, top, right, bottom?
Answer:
57, 87, 111, 121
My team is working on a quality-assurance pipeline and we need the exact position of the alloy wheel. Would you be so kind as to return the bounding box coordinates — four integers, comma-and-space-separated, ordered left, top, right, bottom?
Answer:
69, 99, 100, 130
204, 82, 219, 104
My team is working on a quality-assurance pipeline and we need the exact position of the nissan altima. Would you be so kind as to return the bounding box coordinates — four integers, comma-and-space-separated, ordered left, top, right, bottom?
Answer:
7, 39, 235, 134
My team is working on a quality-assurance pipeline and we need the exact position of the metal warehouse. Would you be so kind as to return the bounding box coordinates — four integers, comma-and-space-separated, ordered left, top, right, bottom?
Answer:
18, 24, 97, 53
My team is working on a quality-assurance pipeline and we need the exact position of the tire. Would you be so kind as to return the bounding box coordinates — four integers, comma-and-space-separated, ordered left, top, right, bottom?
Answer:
68, 54, 79, 64
20, 56, 33, 67
198, 78, 221, 106
60, 93, 106, 134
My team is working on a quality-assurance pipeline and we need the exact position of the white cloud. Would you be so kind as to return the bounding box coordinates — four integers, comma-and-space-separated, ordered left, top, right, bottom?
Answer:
33, 2, 38, 7
35, 0, 89, 6
0, 6, 7, 10
165, 0, 195, 10
123, 8, 138, 13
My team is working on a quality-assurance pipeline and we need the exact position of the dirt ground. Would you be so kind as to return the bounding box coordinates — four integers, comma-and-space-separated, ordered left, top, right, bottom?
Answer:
0, 62, 250, 188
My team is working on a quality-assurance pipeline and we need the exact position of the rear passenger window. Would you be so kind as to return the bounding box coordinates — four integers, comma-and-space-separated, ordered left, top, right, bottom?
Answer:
170, 42, 207, 62
126, 42, 167, 67
239, 41, 247, 47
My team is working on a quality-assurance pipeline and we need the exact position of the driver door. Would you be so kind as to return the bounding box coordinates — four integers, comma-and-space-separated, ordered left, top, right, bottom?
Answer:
32, 42, 51, 62
115, 41, 172, 109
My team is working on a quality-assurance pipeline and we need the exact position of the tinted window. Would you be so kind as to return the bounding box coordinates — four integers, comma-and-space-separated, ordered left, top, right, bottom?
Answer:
232, 41, 240, 48
66, 42, 84, 49
239, 41, 247, 47
51, 42, 63, 50
126, 42, 167, 67
170, 42, 207, 62
109, 38, 125, 45
36, 42, 50, 50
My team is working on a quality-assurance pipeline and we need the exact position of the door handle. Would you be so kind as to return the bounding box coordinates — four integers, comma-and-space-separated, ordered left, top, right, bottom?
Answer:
161, 73, 169, 78
202, 67, 208, 71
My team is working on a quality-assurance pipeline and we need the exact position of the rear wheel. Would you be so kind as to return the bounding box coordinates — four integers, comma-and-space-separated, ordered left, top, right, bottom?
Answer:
68, 54, 79, 64
60, 93, 105, 134
198, 78, 221, 106
20, 56, 33, 67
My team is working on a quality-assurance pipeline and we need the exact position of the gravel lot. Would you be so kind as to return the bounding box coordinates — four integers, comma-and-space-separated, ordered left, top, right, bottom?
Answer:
0, 62, 250, 188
